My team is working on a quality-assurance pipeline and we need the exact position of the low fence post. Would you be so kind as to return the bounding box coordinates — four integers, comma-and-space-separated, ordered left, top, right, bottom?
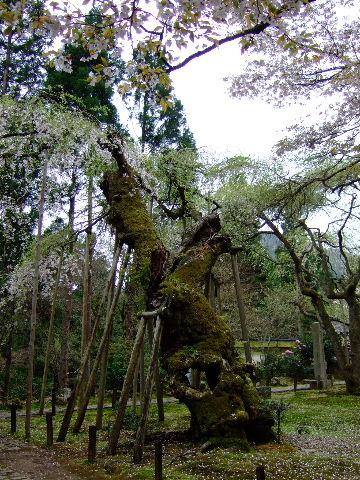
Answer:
10, 405, 17, 433
88, 425, 97, 462
155, 441, 163, 480
46, 412, 53, 446
256, 465, 266, 480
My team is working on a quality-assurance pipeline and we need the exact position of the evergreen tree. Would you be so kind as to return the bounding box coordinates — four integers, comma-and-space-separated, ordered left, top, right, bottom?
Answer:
45, 9, 124, 128
45, 43, 123, 126
0, 0, 48, 96
0, 156, 41, 293
132, 52, 196, 152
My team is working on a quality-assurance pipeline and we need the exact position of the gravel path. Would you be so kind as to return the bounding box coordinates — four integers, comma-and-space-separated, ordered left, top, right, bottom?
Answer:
0, 435, 85, 480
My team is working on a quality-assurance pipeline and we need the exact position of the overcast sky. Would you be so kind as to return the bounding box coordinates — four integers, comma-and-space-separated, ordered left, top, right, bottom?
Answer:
174, 41, 317, 161
117, 40, 311, 162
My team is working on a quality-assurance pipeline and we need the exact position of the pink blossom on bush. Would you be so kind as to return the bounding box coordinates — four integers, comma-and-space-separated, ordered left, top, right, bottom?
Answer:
283, 349, 294, 356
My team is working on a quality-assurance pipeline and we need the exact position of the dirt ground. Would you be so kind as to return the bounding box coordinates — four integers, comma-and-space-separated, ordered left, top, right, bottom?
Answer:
0, 435, 103, 480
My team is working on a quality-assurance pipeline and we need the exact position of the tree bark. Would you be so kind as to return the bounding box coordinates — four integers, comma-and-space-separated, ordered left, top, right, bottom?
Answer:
231, 252, 252, 364
59, 173, 76, 389
39, 250, 64, 415
102, 144, 274, 448
72, 247, 130, 433
25, 159, 47, 440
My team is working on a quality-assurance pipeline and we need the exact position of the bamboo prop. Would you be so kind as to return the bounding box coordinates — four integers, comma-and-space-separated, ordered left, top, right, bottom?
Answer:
72, 246, 131, 433
230, 252, 252, 363
96, 263, 116, 429
133, 315, 163, 463
25, 159, 48, 440
147, 318, 164, 422
57, 242, 122, 442
39, 250, 64, 415
108, 315, 147, 455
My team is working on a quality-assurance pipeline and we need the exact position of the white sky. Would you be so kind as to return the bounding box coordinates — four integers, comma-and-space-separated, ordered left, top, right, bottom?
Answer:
117, 41, 310, 161
116, 42, 343, 235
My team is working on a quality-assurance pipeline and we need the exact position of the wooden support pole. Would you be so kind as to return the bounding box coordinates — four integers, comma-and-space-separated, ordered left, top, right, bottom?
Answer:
147, 319, 164, 422
133, 316, 163, 464
88, 425, 97, 462
96, 251, 116, 430
154, 442, 163, 480
72, 247, 130, 434
95, 337, 110, 430
57, 385, 78, 442
139, 342, 145, 408
256, 465, 266, 480
10, 405, 17, 433
132, 358, 140, 412
51, 386, 56, 416
57, 243, 122, 442
230, 252, 252, 363
108, 316, 147, 455
46, 412, 53, 447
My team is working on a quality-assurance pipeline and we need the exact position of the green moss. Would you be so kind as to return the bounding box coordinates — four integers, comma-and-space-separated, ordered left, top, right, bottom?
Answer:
242, 378, 261, 410
159, 238, 269, 441
106, 172, 162, 292
188, 393, 233, 433
206, 436, 251, 451
233, 408, 249, 423
104, 169, 268, 443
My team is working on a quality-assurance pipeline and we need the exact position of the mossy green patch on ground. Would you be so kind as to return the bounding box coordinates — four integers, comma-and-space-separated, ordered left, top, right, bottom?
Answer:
236, 340, 297, 349
2, 387, 360, 480
278, 388, 360, 438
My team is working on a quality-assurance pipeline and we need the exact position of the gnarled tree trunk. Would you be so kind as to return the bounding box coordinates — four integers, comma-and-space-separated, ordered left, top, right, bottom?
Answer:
102, 142, 273, 447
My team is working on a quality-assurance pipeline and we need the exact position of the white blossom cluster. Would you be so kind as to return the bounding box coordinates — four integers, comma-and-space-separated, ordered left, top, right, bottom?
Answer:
0, 97, 114, 315
227, 0, 360, 160
0, 97, 112, 173
5, 249, 82, 313
2, 0, 322, 94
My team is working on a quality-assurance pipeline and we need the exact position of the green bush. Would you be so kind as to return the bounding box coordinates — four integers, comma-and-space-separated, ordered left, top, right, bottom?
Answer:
256, 351, 283, 386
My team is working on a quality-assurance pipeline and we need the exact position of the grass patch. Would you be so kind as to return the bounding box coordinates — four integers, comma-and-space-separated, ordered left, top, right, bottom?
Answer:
276, 388, 360, 437
236, 340, 297, 349
1, 387, 360, 479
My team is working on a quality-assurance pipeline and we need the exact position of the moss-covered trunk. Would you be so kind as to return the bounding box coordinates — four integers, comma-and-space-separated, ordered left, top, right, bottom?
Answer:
102, 145, 273, 446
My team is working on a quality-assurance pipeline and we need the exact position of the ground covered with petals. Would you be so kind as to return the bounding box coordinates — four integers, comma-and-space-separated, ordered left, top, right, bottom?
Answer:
0, 386, 359, 479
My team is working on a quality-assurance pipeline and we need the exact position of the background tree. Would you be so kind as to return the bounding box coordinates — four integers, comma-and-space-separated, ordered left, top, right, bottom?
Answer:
227, 157, 360, 394
45, 8, 125, 128
0, 0, 48, 96
129, 51, 196, 152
